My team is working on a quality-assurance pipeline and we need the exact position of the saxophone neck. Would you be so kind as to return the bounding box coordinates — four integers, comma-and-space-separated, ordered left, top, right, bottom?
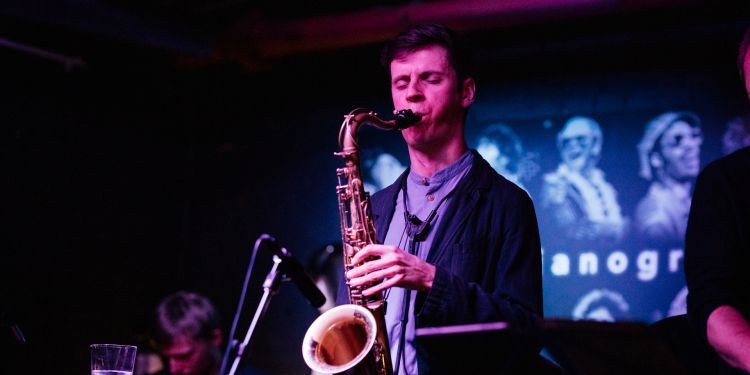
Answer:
339, 108, 421, 153
353, 109, 419, 130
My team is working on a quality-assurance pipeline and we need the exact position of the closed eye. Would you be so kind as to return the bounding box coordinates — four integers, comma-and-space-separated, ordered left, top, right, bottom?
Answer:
392, 76, 409, 90
421, 71, 443, 84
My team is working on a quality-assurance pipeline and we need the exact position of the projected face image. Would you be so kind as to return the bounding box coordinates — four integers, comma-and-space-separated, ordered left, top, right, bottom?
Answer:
540, 116, 624, 244
371, 153, 406, 189
476, 124, 538, 191
558, 119, 600, 173
477, 138, 510, 173
635, 112, 702, 245
659, 121, 702, 181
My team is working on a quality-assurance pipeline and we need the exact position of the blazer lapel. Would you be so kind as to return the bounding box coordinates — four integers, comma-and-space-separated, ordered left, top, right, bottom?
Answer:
372, 169, 409, 243
426, 152, 487, 264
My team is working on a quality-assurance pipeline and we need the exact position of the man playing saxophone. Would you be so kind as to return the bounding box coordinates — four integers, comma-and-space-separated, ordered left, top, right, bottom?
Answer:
341, 24, 543, 374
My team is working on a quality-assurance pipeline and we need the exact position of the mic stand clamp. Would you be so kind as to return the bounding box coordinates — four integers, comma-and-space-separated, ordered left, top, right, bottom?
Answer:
227, 255, 285, 375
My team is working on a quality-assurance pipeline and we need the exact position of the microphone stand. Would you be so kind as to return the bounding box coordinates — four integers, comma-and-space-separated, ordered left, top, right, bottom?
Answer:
227, 254, 285, 375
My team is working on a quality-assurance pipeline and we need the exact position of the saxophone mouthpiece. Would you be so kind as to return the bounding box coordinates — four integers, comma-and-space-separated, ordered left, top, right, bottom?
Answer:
393, 109, 421, 129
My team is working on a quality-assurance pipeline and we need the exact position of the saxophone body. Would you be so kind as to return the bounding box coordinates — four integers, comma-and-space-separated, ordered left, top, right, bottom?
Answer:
302, 108, 420, 375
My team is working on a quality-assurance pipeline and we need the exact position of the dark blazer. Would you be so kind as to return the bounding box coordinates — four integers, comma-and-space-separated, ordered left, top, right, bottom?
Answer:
370, 151, 542, 327
338, 151, 543, 373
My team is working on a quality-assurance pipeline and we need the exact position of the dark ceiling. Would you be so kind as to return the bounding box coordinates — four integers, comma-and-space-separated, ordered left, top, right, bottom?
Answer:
0, 0, 746, 73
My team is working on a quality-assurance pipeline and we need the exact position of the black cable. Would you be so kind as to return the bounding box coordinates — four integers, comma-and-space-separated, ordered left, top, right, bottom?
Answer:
393, 238, 418, 375
393, 177, 455, 374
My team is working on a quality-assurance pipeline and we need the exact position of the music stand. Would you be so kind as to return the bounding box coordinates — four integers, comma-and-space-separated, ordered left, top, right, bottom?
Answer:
416, 321, 538, 373
541, 319, 687, 375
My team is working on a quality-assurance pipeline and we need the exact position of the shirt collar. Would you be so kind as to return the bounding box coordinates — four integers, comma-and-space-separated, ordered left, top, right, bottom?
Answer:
408, 150, 474, 187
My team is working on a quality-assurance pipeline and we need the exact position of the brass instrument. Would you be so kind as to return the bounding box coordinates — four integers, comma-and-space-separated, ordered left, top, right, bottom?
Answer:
302, 108, 420, 375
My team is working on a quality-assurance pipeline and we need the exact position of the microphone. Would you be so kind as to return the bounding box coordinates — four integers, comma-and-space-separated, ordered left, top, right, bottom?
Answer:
259, 234, 327, 308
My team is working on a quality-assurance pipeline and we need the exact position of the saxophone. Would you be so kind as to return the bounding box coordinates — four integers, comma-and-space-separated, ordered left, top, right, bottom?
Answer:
302, 108, 420, 375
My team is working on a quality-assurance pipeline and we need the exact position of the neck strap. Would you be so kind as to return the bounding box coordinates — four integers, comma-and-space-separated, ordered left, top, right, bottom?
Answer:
401, 176, 454, 244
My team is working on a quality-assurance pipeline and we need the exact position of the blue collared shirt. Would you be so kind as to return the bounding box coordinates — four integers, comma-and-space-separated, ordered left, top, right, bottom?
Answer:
383, 150, 474, 375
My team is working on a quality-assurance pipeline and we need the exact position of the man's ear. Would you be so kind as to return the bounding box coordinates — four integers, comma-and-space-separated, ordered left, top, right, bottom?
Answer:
461, 77, 476, 108
650, 153, 664, 169
210, 328, 223, 347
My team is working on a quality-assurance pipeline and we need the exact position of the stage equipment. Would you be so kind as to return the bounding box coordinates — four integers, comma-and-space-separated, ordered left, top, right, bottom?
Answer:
264, 236, 326, 308
302, 109, 420, 375
220, 234, 325, 375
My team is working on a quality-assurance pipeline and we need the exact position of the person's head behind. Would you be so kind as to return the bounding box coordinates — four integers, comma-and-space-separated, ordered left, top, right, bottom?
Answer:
381, 24, 476, 154
154, 291, 222, 375
722, 114, 750, 155
557, 116, 603, 173
638, 112, 702, 183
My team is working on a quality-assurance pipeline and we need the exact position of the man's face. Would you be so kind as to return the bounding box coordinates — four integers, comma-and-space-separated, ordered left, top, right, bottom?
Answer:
390, 45, 473, 152
160, 335, 220, 375
658, 121, 702, 181
559, 121, 597, 173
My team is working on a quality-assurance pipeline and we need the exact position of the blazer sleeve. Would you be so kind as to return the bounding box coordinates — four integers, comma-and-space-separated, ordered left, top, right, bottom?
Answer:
685, 162, 743, 342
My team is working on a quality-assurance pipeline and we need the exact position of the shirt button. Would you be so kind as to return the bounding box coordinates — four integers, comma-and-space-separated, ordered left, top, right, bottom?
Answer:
426, 194, 435, 201
420, 178, 428, 185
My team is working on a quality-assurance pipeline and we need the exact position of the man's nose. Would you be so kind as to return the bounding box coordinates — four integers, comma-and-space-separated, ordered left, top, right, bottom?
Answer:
406, 81, 424, 102
681, 136, 703, 151
690, 136, 703, 148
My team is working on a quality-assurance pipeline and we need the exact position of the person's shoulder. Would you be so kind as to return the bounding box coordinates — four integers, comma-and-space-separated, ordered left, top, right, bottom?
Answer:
709, 146, 750, 169
542, 168, 565, 184
699, 146, 750, 183
635, 192, 656, 217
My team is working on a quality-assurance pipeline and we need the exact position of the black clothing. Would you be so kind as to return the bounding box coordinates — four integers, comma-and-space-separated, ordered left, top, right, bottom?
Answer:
685, 146, 750, 375
370, 151, 542, 330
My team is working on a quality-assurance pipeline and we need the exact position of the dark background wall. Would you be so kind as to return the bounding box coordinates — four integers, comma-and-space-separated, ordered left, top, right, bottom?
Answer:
2, 2, 749, 374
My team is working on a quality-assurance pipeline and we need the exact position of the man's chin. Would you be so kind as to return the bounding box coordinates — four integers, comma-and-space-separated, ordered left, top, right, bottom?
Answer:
678, 168, 700, 179
564, 158, 588, 172
403, 136, 432, 152
402, 127, 425, 142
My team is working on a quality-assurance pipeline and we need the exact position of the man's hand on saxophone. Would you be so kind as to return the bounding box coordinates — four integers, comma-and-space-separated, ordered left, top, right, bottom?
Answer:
345, 244, 436, 296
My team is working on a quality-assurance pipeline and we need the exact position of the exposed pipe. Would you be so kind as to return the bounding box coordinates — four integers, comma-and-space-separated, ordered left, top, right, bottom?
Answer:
0, 37, 86, 71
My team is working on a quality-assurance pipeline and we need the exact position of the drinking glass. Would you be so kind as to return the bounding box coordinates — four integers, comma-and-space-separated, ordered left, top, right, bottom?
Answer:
90, 344, 137, 375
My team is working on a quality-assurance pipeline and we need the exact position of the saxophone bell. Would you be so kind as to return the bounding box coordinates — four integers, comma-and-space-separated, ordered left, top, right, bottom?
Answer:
302, 304, 378, 374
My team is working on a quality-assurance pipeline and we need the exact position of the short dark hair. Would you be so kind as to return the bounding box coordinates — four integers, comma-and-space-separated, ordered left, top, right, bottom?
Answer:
380, 24, 473, 83
153, 291, 220, 346
738, 27, 750, 83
